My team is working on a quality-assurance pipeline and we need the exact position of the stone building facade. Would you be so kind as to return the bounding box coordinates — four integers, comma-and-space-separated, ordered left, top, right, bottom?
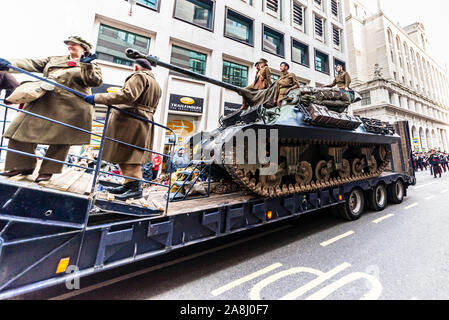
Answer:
344, 0, 449, 151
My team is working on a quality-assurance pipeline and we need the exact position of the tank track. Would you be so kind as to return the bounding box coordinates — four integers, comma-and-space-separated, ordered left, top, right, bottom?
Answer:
221, 138, 392, 199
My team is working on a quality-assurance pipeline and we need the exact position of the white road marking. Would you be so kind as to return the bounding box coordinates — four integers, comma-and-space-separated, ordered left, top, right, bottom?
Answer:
305, 272, 382, 300
320, 231, 355, 247
51, 225, 292, 300
441, 189, 448, 194
405, 203, 418, 210
211, 263, 283, 297
414, 183, 433, 189
425, 195, 435, 200
372, 214, 394, 224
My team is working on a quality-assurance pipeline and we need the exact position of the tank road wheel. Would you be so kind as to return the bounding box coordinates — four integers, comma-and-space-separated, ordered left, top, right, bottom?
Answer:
388, 179, 405, 204
315, 160, 331, 182
352, 158, 363, 176
368, 155, 378, 174
338, 188, 365, 221
338, 159, 351, 179
295, 161, 313, 185
368, 183, 388, 211
376, 146, 388, 162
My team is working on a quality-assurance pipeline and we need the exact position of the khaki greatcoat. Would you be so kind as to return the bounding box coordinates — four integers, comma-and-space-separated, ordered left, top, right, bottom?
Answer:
94, 70, 162, 165
3, 56, 103, 144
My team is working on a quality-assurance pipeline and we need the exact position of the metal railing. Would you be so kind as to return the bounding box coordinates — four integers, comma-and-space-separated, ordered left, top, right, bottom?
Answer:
0, 65, 177, 216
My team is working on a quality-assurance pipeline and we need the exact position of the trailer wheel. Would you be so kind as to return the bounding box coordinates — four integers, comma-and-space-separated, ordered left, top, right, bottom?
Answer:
338, 188, 365, 221
368, 183, 388, 211
388, 179, 405, 204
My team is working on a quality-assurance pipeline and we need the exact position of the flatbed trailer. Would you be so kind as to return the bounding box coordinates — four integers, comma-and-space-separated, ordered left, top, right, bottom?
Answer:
0, 60, 416, 299
0, 168, 415, 299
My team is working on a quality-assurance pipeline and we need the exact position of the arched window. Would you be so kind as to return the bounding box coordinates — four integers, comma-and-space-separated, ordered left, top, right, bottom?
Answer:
387, 29, 395, 63
396, 36, 403, 68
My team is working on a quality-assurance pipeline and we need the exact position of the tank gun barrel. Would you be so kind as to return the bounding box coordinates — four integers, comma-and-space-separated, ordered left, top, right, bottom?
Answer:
126, 48, 243, 94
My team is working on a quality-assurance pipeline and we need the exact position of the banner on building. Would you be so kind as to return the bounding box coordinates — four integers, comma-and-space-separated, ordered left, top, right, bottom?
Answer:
169, 94, 204, 114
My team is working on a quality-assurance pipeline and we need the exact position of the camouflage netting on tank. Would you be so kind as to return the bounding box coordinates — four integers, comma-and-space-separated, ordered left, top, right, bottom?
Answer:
239, 85, 353, 113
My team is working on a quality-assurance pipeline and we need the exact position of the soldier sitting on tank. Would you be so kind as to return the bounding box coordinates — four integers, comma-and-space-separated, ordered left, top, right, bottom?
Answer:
272, 62, 300, 107
241, 59, 272, 110
323, 64, 352, 93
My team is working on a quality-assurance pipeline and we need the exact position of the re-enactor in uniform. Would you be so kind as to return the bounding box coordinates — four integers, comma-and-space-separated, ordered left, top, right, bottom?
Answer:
273, 62, 300, 107
241, 58, 272, 110
324, 64, 351, 92
0, 36, 103, 182
84, 59, 162, 200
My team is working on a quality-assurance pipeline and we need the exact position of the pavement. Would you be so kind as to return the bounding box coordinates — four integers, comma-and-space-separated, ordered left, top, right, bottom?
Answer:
69, 169, 449, 300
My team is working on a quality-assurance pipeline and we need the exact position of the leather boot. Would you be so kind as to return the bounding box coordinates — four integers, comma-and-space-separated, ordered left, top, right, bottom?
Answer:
0, 169, 34, 177
115, 180, 143, 201
35, 174, 53, 183
105, 184, 130, 195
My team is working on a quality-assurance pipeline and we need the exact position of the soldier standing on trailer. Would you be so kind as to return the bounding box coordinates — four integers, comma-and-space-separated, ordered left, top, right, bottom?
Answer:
0, 36, 103, 182
84, 58, 162, 201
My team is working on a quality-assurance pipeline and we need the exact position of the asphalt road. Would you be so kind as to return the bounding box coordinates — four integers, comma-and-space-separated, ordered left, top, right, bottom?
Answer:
65, 169, 449, 300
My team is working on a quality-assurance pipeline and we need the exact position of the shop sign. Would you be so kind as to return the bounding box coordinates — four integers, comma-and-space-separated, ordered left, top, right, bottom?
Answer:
169, 94, 204, 114
224, 102, 242, 116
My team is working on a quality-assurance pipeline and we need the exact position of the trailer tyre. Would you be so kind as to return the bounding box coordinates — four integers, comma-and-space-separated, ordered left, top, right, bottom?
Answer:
388, 179, 405, 204
338, 188, 365, 221
368, 183, 388, 211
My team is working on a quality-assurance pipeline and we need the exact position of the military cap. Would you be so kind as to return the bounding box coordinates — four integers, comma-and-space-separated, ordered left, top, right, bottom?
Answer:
280, 61, 290, 69
64, 36, 93, 52
134, 58, 153, 70
258, 58, 268, 65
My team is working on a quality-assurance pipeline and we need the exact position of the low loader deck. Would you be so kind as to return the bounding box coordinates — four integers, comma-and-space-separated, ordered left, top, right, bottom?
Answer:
0, 170, 413, 299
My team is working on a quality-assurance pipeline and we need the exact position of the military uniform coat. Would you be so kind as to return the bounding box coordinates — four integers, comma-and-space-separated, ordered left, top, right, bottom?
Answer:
325, 71, 351, 89
274, 72, 300, 106
94, 70, 162, 165
3, 56, 103, 144
253, 66, 273, 90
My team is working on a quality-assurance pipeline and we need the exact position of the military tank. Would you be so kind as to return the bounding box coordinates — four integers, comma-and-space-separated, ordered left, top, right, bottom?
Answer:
126, 49, 399, 198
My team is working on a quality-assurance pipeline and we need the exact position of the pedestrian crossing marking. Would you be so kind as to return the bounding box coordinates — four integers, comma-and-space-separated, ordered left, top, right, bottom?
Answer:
441, 190, 448, 194
425, 195, 435, 200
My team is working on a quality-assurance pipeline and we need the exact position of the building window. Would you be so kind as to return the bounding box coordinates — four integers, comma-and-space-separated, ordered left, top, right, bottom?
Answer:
136, 0, 158, 10
224, 8, 253, 45
292, 39, 309, 66
265, 0, 282, 19
263, 25, 285, 57
292, 1, 305, 32
270, 73, 280, 83
314, 0, 323, 11
314, 15, 325, 42
361, 92, 371, 106
222, 61, 248, 88
315, 50, 329, 74
170, 45, 207, 75
96, 24, 150, 66
174, 0, 214, 31
334, 58, 346, 76
332, 25, 341, 49
331, 0, 339, 18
